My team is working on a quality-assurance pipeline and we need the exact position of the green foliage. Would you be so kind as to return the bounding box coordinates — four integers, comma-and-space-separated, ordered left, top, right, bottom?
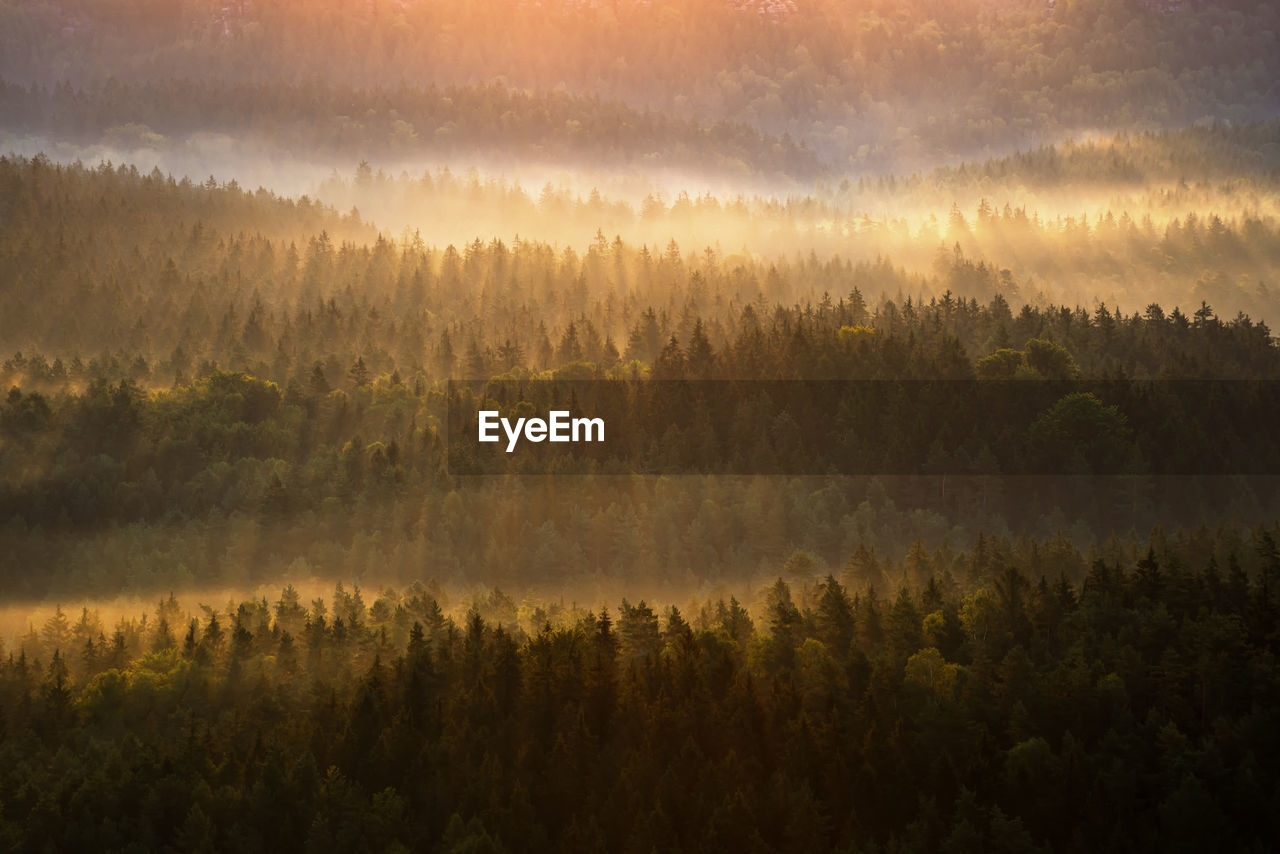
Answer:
1022, 339, 1080, 381
1, 3, 1277, 847
1, 534, 1278, 851
1027, 393, 1135, 474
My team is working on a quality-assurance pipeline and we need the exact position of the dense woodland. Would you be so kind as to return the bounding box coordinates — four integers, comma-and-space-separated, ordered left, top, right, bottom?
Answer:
3, 0, 1280, 848
2, 147, 1280, 600
0, 77, 822, 180
2, 0, 1278, 168
2, 530, 1280, 851
3, 141, 1279, 378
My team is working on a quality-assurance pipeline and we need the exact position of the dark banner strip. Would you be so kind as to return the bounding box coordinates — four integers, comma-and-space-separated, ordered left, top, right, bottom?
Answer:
445, 380, 1280, 476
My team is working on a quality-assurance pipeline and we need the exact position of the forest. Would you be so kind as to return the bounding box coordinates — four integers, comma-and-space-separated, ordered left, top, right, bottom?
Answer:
0, 77, 822, 181
3, 150, 1280, 599
2, 532, 1279, 851
3, 0, 1280, 849
3, 0, 1278, 169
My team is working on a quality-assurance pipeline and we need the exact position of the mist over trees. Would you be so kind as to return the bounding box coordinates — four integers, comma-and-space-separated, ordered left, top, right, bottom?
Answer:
0, 77, 823, 180
2, 150, 1280, 601
4, 145, 1279, 376
2, 0, 1280, 849
3, 0, 1277, 168
3, 533, 1280, 851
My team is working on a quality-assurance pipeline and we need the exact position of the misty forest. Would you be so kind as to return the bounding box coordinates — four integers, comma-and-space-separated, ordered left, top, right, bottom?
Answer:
2, 0, 1280, 851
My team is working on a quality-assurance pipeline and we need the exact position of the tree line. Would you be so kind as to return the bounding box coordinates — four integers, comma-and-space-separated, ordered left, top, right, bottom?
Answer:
0, 77, 822, 180
2, 528, 1279, 851
3, 152, 1278, 394
3, 0, 1276, 168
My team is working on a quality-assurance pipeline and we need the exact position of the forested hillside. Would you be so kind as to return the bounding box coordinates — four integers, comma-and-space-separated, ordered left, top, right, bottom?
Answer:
3, 0, 1280, 848
2, 532, 1279, 851
2, 151, 1279, 600
4, 144, 1279, 376
3, 0, 1277, 167
0, 77, 822, 180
